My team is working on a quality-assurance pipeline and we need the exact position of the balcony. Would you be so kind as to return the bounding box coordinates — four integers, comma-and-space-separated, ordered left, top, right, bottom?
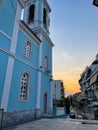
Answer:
80, 96, 88, 100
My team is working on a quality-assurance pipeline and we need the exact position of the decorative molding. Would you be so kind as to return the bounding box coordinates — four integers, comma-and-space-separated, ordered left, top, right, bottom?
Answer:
17, 0, 26, 8
0, 47, 52, 75
10, 5, 22, 54
0, 30, 12, 40
33, 27, 54, 47
44, 0, 51, 12
36, 34, 43, 108
1, 57, 14, 111
20, 20, 41, 45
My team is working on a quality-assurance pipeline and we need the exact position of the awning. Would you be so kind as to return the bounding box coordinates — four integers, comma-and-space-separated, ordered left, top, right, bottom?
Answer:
90, 72, 98, 85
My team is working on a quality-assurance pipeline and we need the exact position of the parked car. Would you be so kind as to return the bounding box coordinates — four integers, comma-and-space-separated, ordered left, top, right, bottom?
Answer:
70, 112, 75, 119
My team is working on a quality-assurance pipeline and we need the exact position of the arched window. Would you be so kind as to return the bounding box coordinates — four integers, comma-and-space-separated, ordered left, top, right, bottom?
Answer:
19, 72, 30, 101
28, 4, 35, 23
43, 8, 47, 27
44, 56, 48, 70
24, 41, 31, 59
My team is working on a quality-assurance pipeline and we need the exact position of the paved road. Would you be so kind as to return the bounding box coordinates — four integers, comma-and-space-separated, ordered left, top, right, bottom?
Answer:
3, 118, 98, 130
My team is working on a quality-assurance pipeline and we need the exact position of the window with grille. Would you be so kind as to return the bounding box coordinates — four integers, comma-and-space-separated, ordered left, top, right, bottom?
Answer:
24, 41, 31, 59
28, 4, 35, 24
19, 72, 29, 101
44, 56, 48, 70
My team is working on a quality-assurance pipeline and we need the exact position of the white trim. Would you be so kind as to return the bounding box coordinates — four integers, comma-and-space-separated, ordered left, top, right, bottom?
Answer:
36, 72, 41, 108
19, 71, 30, 101
15, 56, 38, 70
44, 0, 51, 12
36, 34, 43, 108
1, 57, 14, 111
50, 82, 53, 108
35, 0, 39, 26
0, 47, 52, 76
33, 27, 54, 47
19, 21, 41, 45
0, 47, 13, 56
10, 4, 22, 54
0, 30, 12, 40
17, 0, 26, 8
1, 4, 21, 111
0, 47, 40, 72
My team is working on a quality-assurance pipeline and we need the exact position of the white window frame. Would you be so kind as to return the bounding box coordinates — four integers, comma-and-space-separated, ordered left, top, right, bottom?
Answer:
19, 71, 30, 101
24, 40, 32, 60
44, 56, 48, 70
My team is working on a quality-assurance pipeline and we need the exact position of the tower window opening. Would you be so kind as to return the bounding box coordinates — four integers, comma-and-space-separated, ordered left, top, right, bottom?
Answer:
28, 4, 35, 24
43, 8, 47, 28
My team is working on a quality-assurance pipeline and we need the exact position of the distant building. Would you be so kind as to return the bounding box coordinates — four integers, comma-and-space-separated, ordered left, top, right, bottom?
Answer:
0, 0, 54, 127
71, 92, 81, 108
51, 80, 65, 106
79, 54, 98, 119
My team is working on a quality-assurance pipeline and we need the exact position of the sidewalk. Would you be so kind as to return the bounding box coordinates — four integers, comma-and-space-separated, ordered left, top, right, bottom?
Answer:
3, 118, 98, 130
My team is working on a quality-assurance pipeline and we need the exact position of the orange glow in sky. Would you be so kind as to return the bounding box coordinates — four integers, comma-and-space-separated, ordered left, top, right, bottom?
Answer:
53, 70, 81, 95
49, 0, 98, 96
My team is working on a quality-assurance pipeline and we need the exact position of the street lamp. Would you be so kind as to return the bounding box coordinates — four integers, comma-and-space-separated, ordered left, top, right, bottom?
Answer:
93, 0, 98, 7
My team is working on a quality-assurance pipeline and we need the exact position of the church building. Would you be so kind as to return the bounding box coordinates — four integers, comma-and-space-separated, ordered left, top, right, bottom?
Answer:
0, 0, 54, 127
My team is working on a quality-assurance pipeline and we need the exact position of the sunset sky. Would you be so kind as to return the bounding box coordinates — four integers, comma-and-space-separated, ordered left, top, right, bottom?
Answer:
48, 0, 98, 95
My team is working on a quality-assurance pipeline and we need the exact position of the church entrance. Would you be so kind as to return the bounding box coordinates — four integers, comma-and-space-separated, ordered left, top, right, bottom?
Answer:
44, 93, 47, 114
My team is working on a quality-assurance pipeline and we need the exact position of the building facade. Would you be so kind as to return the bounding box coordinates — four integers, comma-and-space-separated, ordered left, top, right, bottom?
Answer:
51, 80, 65, 106
0, 0, 54, 127
79, 54, 98, 119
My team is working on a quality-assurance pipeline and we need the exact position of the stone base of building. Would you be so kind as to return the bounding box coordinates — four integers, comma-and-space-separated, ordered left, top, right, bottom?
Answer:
2, 108, 52, 128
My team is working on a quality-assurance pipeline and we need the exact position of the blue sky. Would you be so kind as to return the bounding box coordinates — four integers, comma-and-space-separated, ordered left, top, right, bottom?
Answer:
48, 0, 98, 94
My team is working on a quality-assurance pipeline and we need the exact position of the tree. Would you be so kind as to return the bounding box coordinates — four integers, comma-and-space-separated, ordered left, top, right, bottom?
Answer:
64, 97, 70, 114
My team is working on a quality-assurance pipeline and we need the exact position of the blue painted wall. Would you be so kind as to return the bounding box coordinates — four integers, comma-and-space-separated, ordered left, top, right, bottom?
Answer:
42, 38, 52, 71
0, 0, 53, 112
0, 34, 11, 50
40, 37, 52, 108
40, 73, 51, 108
16, 30, 39, 67
0, 51, 9, 104
0, 0, 16, 37
0, 0, 17, 106
7, 59, 38, 111
7, 29, 40, 111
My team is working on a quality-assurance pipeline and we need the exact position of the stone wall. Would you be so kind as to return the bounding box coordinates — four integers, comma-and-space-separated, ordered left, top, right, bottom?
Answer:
2, 109, 43, 128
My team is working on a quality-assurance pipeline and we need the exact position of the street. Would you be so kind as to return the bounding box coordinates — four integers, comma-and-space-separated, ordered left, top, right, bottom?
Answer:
3, 118, 98, 130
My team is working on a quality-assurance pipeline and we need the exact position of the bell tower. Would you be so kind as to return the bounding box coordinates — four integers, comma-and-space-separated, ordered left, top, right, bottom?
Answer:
23, 0, 51, 35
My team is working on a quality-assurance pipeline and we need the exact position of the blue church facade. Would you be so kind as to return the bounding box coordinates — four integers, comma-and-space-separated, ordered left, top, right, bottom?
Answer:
0, 0, 54, 127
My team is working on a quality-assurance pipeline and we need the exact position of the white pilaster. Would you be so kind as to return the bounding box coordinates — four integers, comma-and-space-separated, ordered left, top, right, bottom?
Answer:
50, 81, 53, 108
35, 0, 39, 26
1, 57, 14, 111
36, 34, 42, 109
10, 5, 22, 54
1, 4, 22, 111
